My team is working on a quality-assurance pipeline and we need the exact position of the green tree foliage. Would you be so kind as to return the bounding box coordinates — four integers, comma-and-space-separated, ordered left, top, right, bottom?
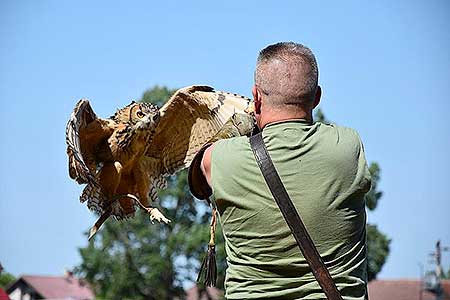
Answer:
364, 162, 391, 281
314, 108, 328, 123
76, 86, 226, 300
142, 85, 176, 107
314, 110, 391, 281
366, 224, 390, 281
365, 163, 383, 211
0, 270, 15, 289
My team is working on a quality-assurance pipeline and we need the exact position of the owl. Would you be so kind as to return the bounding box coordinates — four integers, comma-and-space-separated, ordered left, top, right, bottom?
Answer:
66, 85, 255, 239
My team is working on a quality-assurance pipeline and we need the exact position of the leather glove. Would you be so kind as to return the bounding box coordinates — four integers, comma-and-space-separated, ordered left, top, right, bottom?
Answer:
188, 143, 213, 200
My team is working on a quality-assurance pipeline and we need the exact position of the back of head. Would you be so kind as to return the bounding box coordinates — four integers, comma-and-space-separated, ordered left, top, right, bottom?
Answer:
255, 42, 319, 109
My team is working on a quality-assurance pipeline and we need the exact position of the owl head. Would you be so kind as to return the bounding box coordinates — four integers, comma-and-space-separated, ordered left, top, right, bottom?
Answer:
112, 101, 160, 125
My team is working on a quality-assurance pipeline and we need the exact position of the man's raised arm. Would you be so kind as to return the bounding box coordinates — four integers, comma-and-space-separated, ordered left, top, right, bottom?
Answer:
188, 143, 215, 200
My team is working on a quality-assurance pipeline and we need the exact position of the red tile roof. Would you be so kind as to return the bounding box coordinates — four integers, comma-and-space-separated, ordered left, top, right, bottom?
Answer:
13, 275, 94, 300
368, 279, 450, 300
0, 288, 10, 300
185, 285, 223, 300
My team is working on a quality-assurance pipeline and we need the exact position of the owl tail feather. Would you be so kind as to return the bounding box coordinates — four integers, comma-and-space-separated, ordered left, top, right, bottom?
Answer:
88, 207, 112, 241
87, 194, 140, 241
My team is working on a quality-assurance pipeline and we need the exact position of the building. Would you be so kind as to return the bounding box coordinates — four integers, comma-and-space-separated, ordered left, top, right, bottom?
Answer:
368, 279, 450, 300
6, 273, 94, 300
0, 288, 10, 300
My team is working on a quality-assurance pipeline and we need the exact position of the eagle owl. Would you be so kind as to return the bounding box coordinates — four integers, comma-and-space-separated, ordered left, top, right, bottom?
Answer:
66, 85, 255, 239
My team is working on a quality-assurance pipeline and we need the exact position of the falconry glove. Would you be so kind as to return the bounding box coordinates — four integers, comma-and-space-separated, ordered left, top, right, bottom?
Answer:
188, 143, 213, 201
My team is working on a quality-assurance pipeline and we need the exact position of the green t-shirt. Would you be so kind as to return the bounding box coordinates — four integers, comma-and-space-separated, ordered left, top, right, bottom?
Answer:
211, 120, 371, 300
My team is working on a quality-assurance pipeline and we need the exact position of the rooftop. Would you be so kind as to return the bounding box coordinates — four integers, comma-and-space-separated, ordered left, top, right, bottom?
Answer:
7, 274, 94, 300
368, 279, 450, 300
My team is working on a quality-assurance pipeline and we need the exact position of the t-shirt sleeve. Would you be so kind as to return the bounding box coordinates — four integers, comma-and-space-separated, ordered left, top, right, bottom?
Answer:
211, 136, 256, 202
355, 130, 372, 194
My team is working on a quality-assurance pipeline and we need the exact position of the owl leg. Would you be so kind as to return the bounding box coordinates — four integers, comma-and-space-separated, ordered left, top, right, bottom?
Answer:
99, 161, 123, 202
145, 185, 171, 224
147, 206, 171, 224
133, 168, 170, 224
88, 161, 123, 240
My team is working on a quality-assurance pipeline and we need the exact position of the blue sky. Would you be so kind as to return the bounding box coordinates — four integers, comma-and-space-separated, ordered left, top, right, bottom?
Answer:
1, 0, 449, 283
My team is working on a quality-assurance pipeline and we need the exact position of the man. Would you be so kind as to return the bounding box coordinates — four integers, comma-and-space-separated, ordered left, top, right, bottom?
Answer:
190, 42, 371, 299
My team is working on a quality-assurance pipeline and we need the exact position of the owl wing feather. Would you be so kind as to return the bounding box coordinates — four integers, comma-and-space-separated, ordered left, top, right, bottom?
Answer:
66, 99, 116, 185
146, 85, 253, 177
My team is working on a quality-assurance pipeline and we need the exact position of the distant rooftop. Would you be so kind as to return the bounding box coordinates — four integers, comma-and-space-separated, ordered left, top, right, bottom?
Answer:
0, 288, 10, 300
368, 279, 450, 300
7, 274, 94, 300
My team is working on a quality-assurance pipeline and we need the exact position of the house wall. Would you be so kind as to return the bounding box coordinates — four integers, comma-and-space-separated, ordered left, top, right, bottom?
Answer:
8, 288, 21, 300
8, 285, 34, 300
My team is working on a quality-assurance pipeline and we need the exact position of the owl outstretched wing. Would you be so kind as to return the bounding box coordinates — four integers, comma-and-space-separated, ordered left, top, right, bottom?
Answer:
66, 99, 116, 185
145, 85, 254, 176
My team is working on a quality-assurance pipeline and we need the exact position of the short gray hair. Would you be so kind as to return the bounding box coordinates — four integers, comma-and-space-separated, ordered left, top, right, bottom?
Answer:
255, 42, 319, 107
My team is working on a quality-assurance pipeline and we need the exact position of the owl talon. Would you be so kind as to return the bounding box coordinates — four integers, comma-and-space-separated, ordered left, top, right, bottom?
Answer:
146, 207, 171, 224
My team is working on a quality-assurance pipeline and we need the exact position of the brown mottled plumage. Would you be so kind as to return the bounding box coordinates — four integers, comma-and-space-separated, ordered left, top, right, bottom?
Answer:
66, 85, 255, 239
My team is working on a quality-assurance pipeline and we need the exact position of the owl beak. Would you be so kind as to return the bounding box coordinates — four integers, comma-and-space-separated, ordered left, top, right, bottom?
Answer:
135, 113, 158, 130
143, 112, 160, 126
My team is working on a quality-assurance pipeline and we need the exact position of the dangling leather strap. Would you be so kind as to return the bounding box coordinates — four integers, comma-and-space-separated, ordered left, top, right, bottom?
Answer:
250, 132, 343, 300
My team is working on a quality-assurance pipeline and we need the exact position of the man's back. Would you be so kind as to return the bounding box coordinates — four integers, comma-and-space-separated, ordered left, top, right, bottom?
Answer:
211, 120, 371, 299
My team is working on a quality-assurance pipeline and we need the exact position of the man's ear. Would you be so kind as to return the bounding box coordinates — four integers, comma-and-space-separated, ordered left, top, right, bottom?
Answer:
252, 85, 262, 114
312, 86, 322, 109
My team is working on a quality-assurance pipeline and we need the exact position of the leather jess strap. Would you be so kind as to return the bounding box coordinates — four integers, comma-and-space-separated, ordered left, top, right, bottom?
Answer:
250, 132, 343, 300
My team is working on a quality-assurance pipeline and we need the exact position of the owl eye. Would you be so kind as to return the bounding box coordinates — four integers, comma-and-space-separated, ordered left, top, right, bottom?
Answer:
136, 111, 145, 118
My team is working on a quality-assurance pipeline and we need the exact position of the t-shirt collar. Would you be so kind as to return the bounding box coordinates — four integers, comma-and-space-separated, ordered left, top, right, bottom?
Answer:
263, 118, 313, 130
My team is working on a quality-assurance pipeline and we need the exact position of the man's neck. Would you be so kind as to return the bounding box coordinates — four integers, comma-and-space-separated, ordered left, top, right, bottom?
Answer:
258, 109, 313, 129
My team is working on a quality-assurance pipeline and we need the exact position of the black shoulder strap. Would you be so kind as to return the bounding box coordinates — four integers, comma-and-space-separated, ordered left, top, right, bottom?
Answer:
250, 132, 343, 300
